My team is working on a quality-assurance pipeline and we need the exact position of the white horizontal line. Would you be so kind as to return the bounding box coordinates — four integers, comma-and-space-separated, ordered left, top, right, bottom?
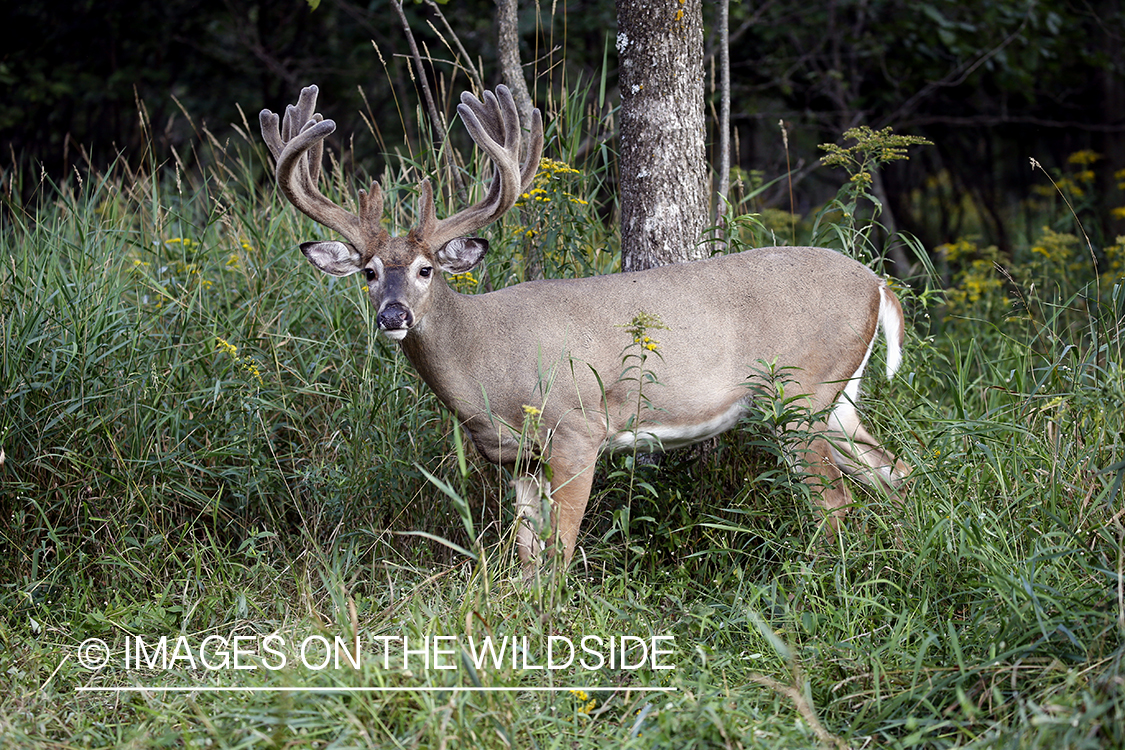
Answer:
76, 685, 677, 693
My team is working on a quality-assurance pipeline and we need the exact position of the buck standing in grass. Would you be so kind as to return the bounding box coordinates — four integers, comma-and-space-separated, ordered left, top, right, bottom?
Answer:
259, 84, 911, 572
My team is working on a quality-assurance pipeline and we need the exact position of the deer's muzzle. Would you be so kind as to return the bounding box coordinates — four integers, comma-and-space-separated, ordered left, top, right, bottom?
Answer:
378, 303, 413, 335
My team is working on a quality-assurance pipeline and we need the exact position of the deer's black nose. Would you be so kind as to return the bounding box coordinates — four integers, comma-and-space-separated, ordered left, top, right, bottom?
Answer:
378, 303, 412, 331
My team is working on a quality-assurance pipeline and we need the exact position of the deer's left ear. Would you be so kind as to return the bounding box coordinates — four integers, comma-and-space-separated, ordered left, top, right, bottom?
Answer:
435, 237, 488, 274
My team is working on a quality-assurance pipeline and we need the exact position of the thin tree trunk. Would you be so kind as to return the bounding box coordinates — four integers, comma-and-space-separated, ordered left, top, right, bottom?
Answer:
495, 0, 539, 279
871, 170, 910, 275
715, 0, 731, 245
496, 0, 534, 126
425, 0, 484, 94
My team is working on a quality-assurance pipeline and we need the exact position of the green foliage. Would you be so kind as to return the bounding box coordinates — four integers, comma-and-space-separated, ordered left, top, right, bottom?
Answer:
820, 126, 934, 195
813, 126, 932, 266
2, 60, 1124, 750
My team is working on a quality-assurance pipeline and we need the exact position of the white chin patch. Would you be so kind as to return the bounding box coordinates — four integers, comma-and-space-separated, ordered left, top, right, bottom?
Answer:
382, 328, 408, 341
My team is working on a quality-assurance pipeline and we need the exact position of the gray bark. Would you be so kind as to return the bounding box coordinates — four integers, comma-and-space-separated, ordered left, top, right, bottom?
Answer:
715, 0, 731, 241
616, 0, 709, 272
495, 0, 538, 279
496, 0, 534, 127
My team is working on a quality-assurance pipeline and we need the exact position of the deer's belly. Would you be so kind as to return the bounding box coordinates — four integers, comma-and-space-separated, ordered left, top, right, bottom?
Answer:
602, 400, 747, 454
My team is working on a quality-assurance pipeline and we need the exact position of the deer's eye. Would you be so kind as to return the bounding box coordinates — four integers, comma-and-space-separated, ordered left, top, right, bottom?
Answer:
364, 268, 377, 282
419, 266, 433, 278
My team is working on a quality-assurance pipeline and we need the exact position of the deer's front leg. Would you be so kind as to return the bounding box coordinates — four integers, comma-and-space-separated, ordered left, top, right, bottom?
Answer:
548, 451, 598, 567
514, 447, 598, 573
514, 469, 550, 566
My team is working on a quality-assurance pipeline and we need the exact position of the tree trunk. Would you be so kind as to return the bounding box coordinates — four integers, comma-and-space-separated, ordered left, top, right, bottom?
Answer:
495, 0, 539, 279
496, 0, 534, 126
715, 0, 731, 244
616, 0, 708, 272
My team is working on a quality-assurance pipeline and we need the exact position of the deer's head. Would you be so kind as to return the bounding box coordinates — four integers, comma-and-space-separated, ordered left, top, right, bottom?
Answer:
259, 85, 543, 339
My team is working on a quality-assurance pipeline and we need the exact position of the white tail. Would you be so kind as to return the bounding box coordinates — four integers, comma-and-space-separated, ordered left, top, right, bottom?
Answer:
260, 85, 911, 571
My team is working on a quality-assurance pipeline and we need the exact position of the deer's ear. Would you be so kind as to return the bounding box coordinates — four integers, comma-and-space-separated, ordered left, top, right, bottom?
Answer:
301, 241, 363, 277
435, 237, 488, 274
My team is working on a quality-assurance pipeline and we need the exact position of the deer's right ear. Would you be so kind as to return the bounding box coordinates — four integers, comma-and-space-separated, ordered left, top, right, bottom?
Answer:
300, 241, 363, 277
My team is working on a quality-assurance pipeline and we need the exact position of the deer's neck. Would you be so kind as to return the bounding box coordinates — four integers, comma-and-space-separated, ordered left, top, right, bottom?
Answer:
397, 279, 484, 414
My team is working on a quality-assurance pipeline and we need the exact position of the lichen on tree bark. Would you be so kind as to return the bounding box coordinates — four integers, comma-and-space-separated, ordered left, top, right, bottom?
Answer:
616, 0, 708, 272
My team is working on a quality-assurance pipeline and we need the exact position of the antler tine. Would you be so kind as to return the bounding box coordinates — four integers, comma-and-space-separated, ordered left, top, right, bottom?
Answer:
259, 85, 366, 247
520, 108, 544, 194
424, 85, 544, 248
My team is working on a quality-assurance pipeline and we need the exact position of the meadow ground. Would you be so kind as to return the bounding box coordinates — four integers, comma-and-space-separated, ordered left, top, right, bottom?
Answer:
2, 106, 1124, 749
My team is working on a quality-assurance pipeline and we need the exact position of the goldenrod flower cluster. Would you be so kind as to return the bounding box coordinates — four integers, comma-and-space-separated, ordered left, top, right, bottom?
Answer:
451, 270, 478, 291
568, 688, 597, 715
938, 239, 1003, 311
1067, 150, 1101, 166
622, 312, 668, 354
215, 337, 264, 385
1105, 236, 1125, 275
1030, 226, 1080, 267
521, 403, 543, 430
516, 158, 587, 208
820, 126, 932, 190
1033, 152, 1125, 216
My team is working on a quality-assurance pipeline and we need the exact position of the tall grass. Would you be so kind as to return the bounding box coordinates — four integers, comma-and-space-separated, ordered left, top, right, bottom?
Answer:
2, 73, 1124, 750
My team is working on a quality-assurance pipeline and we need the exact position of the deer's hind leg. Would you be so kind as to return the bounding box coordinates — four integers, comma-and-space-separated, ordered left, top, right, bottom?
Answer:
827, 392, 911, 494
799, 428, 856, 536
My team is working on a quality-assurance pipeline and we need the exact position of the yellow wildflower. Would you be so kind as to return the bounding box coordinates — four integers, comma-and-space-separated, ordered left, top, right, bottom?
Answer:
216, 337, 264, 385
1066, 150, 1101, 166
1054, 176, 1084, 198
1030, 226, 1079, 264
568, 688, 597, 715
1104, 236, 1125, 274
539, 158, 580, 177
941, 239, 1004, 311
451, 271, 478, 291
937, 238, 979, 264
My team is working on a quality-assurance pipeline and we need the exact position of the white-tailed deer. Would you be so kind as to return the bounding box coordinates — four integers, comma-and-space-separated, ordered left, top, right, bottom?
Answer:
260, 84, 910, 570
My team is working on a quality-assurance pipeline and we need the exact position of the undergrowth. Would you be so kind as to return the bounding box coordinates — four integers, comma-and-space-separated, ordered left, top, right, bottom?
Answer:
1, 71, 1123, 750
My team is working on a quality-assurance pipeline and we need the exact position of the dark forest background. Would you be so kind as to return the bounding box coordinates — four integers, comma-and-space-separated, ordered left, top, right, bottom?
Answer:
2, 0, 1123, 254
